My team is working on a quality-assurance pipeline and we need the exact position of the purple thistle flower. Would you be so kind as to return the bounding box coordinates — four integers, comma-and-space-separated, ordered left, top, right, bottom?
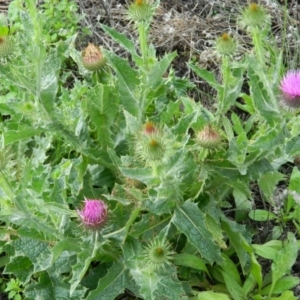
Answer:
78, 199, 107, 230
280, 70, 300, 108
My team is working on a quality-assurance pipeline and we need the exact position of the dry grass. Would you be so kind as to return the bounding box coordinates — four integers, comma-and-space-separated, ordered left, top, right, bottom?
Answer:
76, 0, 300, 105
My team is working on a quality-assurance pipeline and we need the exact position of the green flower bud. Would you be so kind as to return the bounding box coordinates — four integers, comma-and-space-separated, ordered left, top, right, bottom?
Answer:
142, 237, 174, 271
134, 122, 163, 162
240, 3, 270, 30
128, 0, 154, 23
216, 33, 236, 56
195, 125, 222, 149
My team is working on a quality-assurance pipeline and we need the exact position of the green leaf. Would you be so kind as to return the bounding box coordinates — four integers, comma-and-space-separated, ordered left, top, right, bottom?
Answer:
231, 113, 244, 135
221, 271, 247, 300
106, 51, 140, 117
24, 271, 86, 300
250, 252, 262, 291
173, 253, 209, 274
119, 166, 154, 185
257, 172, 285, 204
69, 240, 98, 295
271, 232, 298, 288
220, 254, 241, 285
261, 276, 300, 295
8, 194, 60, 240
130, 267, 158, 300
4, 256, 33, 284
286, 137, 300, 157
227, 131, 248, 171
154, 269, 188, 300
196, 291, 231, 300
40, 69, 58, 115
50, 238, 82, 263
243, 274, 257, 296
249, 209, 277, 221
269, 290, 297, 300
219, 66, 244, 113
83, 84, 118, 149
228, 179, 252, 222
247, 58, 279, 124
287, 167, 300, 212
238, 93, 256, 114
221, 219, 250, 274
101, 24, 142, 65
16, 227, 52, 241
39, 46, 62, 113
131, 214, 170, 240
205, 215, 227, 249
147, 51, 177, 88
86, 263, 129, 300
253, 240, 282, 260
0, 26, 9, 36
172, 201, 222, 264
172, 112, 198, 136
188, 63, 221, 91
0, 64, 36, 95
12, 238, 51, 272
4, 128, 45, 145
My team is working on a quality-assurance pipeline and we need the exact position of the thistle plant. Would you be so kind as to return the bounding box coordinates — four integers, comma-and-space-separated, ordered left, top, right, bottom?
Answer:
0, 0, 300, 300
240, 2, 271, 67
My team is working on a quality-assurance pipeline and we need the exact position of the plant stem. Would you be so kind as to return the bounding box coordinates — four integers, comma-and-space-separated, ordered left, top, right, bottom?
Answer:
252, 29, 265, 68
217, 55, 230, 123
138, 22, 148, 71
123, 207, 141, 240
0, 171, 14, 200
137, 22, 150, 118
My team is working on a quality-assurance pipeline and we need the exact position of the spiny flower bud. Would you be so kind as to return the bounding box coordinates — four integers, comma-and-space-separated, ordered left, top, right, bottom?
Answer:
142, 238, 174, 271
145, 138, 165, 161
0, 35, 14, 59
195, 125, 221, 149
240, 3, 270, 30
279, 70, 300, 109
82, 43, 106, 72
78, 199, 107, 230
135, 122, 168, 163
215, 33, 236, 56
128, 0, 154, 23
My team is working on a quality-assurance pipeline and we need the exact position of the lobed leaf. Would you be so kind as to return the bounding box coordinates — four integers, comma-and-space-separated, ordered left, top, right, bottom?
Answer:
172, 201, 222, 264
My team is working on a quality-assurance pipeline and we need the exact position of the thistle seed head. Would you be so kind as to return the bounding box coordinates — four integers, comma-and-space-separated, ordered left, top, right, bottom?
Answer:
82, 43, 107, 72
195, 125, 222, 149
